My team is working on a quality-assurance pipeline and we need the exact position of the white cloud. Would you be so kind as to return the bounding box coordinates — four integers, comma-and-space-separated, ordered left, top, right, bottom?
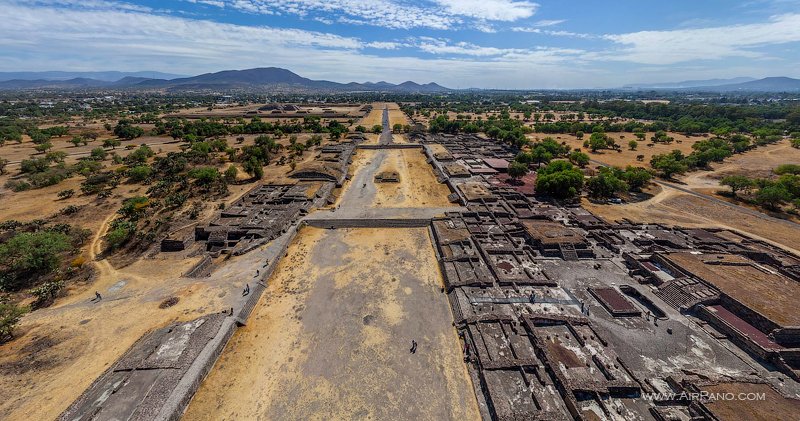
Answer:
604, 13, 800, 64
433, 0, 538, 21
365, 41, 405, 50
201, 0, 536, 30
511, 27, 595, 39
25, 0, 153, 12
415, 37, 524, 57
186, 0, 226, 7
531, 19, 564, 27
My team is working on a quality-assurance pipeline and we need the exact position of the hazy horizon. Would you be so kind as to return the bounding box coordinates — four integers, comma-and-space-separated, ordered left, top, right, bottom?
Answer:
2, 0, 800, 89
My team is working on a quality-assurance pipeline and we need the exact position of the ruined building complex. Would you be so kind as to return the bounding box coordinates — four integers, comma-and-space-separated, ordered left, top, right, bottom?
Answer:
418, 133, 800, 420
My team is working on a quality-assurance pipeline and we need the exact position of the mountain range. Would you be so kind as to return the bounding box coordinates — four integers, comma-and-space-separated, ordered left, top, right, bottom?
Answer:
624, 77, 757, 89
0, 71, 185, 82
0, 67, 450, 93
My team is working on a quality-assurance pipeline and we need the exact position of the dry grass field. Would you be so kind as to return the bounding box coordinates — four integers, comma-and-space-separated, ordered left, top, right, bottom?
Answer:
359, 102, 389, 127
386, 102, 409, 127
529, 132, 706, 170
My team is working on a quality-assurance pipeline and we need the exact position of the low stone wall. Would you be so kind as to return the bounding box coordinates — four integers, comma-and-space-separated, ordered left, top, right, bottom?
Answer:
156, 318, 237, 421
357, 144, 423, 150
304, 218, 432, 229
235, 225, 298, 323
184, 255, 213, 278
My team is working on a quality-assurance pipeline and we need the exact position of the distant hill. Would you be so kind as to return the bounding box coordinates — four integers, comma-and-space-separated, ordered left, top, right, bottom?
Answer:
0, 70, 185, 82
625, 76, 800, 92
135, 67, 450, 92
0, 67, 451, 92
0, 78, 112, 89
694, 77, 800, 92
624, 77, 756, 89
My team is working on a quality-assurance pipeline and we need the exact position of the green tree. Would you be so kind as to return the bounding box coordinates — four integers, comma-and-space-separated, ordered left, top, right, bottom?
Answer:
105, 225, 134, 250
0, 231, 71, 290
224, 165, 238, 182
622, 166, 652, 191
721, 175, 754, 197
103, 138, 121, 149
628, 140, 638, 151
587, 172, 627, 199
535, 161, 584, 199
34, 141, 53, 153
650, 151, 688, 179
114, 120, 145, 140
189, 167, 221, 185
568, 151, 590, 168
91, 147, 108, 160
508, 161, 529, 180
588, 132, 607, 152
755, 185, 791, 210
530, 146, 553, 166
242, 157, 264, 179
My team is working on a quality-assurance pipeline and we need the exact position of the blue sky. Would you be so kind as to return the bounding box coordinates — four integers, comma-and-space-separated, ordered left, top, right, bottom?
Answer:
1, 0, 800, 88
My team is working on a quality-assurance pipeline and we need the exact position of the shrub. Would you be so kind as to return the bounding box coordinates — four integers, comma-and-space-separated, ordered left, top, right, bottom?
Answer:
128, 165, 153, 183
30, 280, 65, 309
60, 205, 80, 215
775, 164, 800, 176
508, 161, 529, 180
90, 147, 108, 161
188, 167, 221, 185
224, 165, 238, 182
70, 256, 86, 268
58, 189, 75, 199
118, 196, 150, 219
81, 172, 115, 195
105, 224, 135, 250
5, 180, 31, 192
20, 157, 50, 174
28, 166, 71, 188
0, 301, 28, 342
125, 145, 154, 164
